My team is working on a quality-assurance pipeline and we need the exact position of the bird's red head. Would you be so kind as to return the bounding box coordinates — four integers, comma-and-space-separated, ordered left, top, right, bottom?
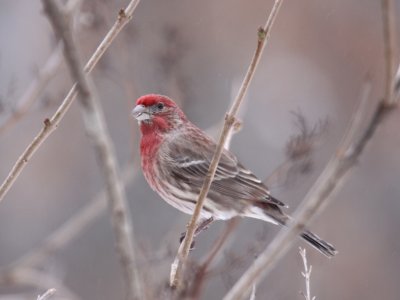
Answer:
132, 94, 187, 134
135, 94, 177, 108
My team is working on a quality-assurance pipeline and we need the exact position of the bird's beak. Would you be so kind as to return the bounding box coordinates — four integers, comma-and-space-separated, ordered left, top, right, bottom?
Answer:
132, 104, 151, 121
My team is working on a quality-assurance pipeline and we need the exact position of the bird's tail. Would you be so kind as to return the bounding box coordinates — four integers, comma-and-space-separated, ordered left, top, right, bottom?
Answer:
251, 202, 337, 257
300, 230, 337, 258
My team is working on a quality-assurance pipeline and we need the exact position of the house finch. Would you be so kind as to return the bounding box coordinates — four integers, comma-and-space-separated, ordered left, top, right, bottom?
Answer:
132, 94, 337, 257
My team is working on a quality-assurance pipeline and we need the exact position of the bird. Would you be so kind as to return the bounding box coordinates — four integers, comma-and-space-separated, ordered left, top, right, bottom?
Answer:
132, 94, 337, 257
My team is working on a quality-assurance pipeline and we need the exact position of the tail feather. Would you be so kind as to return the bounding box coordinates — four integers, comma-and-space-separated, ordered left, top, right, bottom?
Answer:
301, 230, 337, 258
250, 202, 337, 257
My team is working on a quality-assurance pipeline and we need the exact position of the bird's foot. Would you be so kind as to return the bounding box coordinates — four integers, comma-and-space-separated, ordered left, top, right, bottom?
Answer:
179, 217, 214, 251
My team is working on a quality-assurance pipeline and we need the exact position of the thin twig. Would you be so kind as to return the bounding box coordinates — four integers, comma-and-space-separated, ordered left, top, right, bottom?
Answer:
0, 0, 140, 204
249, 284, 256, 300
42, 1, 143, 299
299, 248, 315, 300
381, 0, 397, 106
37, 288, 57, 300
170, 0, 284, 289
222, 80, 397, 300
393, 64, 400, 102
0, 45, 63, 134
394, 63, 400, 101
0, 0, 83, 134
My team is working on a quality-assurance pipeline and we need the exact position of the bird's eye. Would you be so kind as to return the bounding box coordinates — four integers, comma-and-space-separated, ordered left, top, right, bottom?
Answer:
157, 102, 164, 110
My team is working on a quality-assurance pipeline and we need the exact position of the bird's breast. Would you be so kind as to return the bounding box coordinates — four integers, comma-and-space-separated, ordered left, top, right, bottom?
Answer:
140, 133, 164, 190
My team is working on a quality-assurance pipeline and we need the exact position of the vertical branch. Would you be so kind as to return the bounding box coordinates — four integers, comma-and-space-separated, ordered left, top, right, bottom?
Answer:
381, 0, 397, 106
170, 0, 284, 290
248, 284, 257, 300
224, 4, 399, 298
299, 248, 315, 300
0, 0, 141, 204
41, 1, 143, 299
223, 80, 397, 300
394, 63, 400, 101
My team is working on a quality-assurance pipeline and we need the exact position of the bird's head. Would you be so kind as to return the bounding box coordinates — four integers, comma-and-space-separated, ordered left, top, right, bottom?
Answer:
132, 94, 187, 134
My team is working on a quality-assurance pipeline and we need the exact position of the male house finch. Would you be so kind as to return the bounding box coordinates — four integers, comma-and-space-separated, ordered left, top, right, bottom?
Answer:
132, 94, 337, 257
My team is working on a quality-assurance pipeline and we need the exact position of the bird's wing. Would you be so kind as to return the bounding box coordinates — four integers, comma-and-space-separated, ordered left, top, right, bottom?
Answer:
165, 132, 286, 207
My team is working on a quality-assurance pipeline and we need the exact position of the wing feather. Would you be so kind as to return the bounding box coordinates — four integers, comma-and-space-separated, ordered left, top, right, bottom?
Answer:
164, 131, 286, 207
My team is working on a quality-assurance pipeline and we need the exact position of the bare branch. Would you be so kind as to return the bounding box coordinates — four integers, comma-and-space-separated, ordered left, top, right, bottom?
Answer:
249, 284, 256, 300
0, 0, 83, 134
0, 0, 140, 204
37, 288, 57, 300
0, 45, 63, 134
223, 81, 396, 300
41, 1, 143, 299
381, 0, 397, 106
170, 0, 284, 290
299, 248, 315, 300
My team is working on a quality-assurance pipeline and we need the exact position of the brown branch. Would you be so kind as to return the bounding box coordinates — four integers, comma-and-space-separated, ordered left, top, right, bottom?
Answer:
381, 0, 397, 106
223, 81, 397, 300
170, 0, 284, 290
41, 1, 143, 299
0, 0, 140, 204
224, 5, 399, 297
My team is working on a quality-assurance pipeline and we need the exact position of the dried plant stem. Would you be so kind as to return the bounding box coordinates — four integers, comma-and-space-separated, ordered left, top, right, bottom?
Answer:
249, 284, 256, 300
394, 63, 400, 101
0, 45, 63, 134
42, 1, 142, 299
299, 248, 315, 300
225, 6, 399, 296
37, 288, 57, 300
223, 84, 397, 300
170, 0, 284, 290
381, 0, 397, 106
0, 0, 140, 204
0, 0, 83, 134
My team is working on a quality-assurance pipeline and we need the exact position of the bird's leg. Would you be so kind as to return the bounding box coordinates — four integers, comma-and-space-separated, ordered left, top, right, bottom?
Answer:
179, 217, 214, 250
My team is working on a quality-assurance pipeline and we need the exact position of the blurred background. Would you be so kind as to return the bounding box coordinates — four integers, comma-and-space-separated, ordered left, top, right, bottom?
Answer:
0, 0, 399, 299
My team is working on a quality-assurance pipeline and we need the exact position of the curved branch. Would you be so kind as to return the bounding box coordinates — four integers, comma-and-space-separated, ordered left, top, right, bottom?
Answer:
223, 85, 397, 300
0, 0, 141, 204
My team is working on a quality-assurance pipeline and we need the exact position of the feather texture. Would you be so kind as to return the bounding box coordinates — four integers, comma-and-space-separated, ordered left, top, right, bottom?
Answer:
133, 94, 337, 257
